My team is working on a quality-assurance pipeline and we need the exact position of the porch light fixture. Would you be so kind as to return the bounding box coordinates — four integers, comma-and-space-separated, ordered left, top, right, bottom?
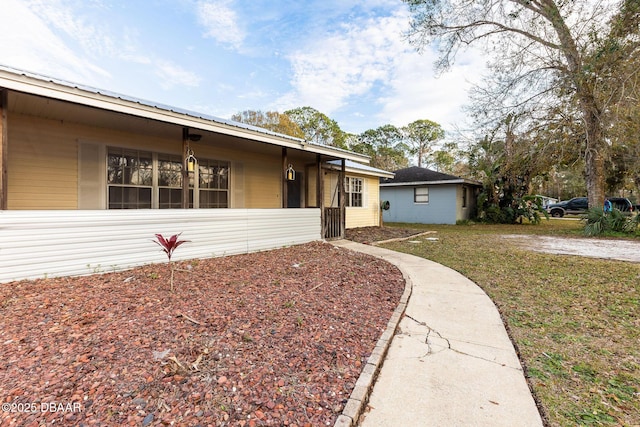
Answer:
285, 164, 296, 181
184, 132, 200, 172
185, 146, 197, 172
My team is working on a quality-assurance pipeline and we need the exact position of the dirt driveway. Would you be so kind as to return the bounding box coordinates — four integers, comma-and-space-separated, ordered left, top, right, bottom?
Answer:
503, 235, 640, 263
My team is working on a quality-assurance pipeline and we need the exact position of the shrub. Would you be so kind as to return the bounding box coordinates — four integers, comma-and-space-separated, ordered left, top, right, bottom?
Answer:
476, 194, 547, 224
582, 208, 638, 236
153, 233, 190, 291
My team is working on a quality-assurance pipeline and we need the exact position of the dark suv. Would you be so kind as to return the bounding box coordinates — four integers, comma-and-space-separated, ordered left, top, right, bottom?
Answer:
546, 197, 589, 217
546, 196, 633, 217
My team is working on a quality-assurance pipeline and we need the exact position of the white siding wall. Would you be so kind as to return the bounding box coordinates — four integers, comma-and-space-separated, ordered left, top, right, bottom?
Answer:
0, 209, 321, 283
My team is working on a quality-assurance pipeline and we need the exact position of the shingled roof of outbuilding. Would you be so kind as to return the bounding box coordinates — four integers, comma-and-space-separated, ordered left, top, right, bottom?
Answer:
380, 166, 481, 186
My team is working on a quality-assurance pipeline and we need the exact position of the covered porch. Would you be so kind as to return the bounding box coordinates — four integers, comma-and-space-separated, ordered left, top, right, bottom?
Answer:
0, 67, 369, 282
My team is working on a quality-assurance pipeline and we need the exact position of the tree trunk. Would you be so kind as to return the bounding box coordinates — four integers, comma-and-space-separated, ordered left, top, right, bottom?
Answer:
584, 133, 606, 208
584, 139, 606, 210
581, 99, 606, 209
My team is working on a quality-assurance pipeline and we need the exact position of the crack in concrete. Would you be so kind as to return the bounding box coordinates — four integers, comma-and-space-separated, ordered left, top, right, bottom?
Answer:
404, 314, 523, 371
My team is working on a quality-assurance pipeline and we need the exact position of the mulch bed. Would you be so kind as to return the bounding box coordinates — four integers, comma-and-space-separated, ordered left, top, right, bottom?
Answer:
0, 241, 404, 426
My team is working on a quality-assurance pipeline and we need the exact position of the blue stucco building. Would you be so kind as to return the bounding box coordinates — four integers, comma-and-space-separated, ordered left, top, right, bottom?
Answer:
380, 167, 481, 225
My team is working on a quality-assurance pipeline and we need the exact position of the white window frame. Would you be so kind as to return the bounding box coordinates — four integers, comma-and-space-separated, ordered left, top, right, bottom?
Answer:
414, 186, 429, 204
344, 176, 364, 208
107, 148, 153, 209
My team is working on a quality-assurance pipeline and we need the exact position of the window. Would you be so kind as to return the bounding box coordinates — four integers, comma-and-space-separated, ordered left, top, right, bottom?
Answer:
345, 177, 363, 207
414, 187, 429, 204
107, 148, 152, 209
198, 159, 229, 208
158, 154, 184, 209
462, 186, 468, 208
107, 147, 229, 209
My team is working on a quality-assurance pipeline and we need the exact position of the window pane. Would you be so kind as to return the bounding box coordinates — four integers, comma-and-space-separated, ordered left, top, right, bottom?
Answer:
107, 153, 123, 184
109, 187, 151, 209
138, 187, 152, 208
199, 160, 230, 190
158, 155, 182, 187
353, 179, 362, 193
218, 166, 229, 188
198, 165, 213, 188
415, 187, 429, 203
159, 188, 183, 209
345, 177, 363, 207
200, 190, 228, 208
108, 186, 122, 209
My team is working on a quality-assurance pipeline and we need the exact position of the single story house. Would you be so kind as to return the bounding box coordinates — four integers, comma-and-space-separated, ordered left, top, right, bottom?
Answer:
0, 66, 393, 282
380, 166, 481, 225
535, 195, 559, 208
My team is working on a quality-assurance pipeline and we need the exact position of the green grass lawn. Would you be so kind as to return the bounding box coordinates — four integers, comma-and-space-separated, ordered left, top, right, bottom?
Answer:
380, 220, 639, 427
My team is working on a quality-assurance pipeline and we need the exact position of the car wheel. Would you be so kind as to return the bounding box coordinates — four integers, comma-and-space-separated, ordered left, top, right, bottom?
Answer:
551, 210, 563, 218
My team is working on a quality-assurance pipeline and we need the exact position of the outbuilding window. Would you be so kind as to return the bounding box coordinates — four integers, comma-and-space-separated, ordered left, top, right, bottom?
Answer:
414, 187, 429, 204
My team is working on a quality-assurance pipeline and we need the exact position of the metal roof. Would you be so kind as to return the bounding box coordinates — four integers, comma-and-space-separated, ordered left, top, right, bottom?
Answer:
0, 64, 370, 163
327, 159, 394, 178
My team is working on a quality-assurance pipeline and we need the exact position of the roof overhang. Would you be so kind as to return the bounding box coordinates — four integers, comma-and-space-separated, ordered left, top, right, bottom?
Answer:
0, 66, 370, 163
326, 160, 394, 178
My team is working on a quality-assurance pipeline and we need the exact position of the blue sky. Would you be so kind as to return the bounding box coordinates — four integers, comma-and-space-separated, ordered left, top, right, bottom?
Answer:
1, 0, 484, 135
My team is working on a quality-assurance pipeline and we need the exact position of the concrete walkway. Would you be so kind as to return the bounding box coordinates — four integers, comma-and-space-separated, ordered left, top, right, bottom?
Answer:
331, 240, 544, 427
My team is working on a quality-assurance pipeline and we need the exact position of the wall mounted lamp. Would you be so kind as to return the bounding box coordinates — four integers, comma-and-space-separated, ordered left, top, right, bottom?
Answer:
184, 133, 200, 172
185, 146, 197, 172
285, 164, 296, 181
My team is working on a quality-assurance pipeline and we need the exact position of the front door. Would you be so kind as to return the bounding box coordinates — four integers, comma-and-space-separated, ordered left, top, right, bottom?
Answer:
287, 173, 301, 208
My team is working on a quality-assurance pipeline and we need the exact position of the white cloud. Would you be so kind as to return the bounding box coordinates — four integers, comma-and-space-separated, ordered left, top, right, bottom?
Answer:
378, 47, 486, 131
279, 10, 408, 114
155, 61, 202, 89
197, 0, 244, 49
0, 0, 109, 83
26, 0, 113, 54
2, 0, 204, 93
277, 4, 487, 133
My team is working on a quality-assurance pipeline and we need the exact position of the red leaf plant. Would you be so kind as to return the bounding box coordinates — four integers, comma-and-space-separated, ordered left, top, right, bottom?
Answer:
153, 233, 190, 291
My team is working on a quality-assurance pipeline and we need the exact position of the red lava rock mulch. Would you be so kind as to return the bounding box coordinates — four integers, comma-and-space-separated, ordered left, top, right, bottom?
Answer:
0, 241, 404, 426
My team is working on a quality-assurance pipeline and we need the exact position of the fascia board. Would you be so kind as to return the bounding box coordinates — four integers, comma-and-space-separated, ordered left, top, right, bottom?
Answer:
324, 163, 394, 178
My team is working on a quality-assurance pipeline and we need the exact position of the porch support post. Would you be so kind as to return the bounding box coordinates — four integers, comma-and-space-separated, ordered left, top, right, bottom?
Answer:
317, 154, 324, 237
339, 158, 346, 238
0, 89, 7, 210
181, 127, 189, 209
282, 147, 288, 208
